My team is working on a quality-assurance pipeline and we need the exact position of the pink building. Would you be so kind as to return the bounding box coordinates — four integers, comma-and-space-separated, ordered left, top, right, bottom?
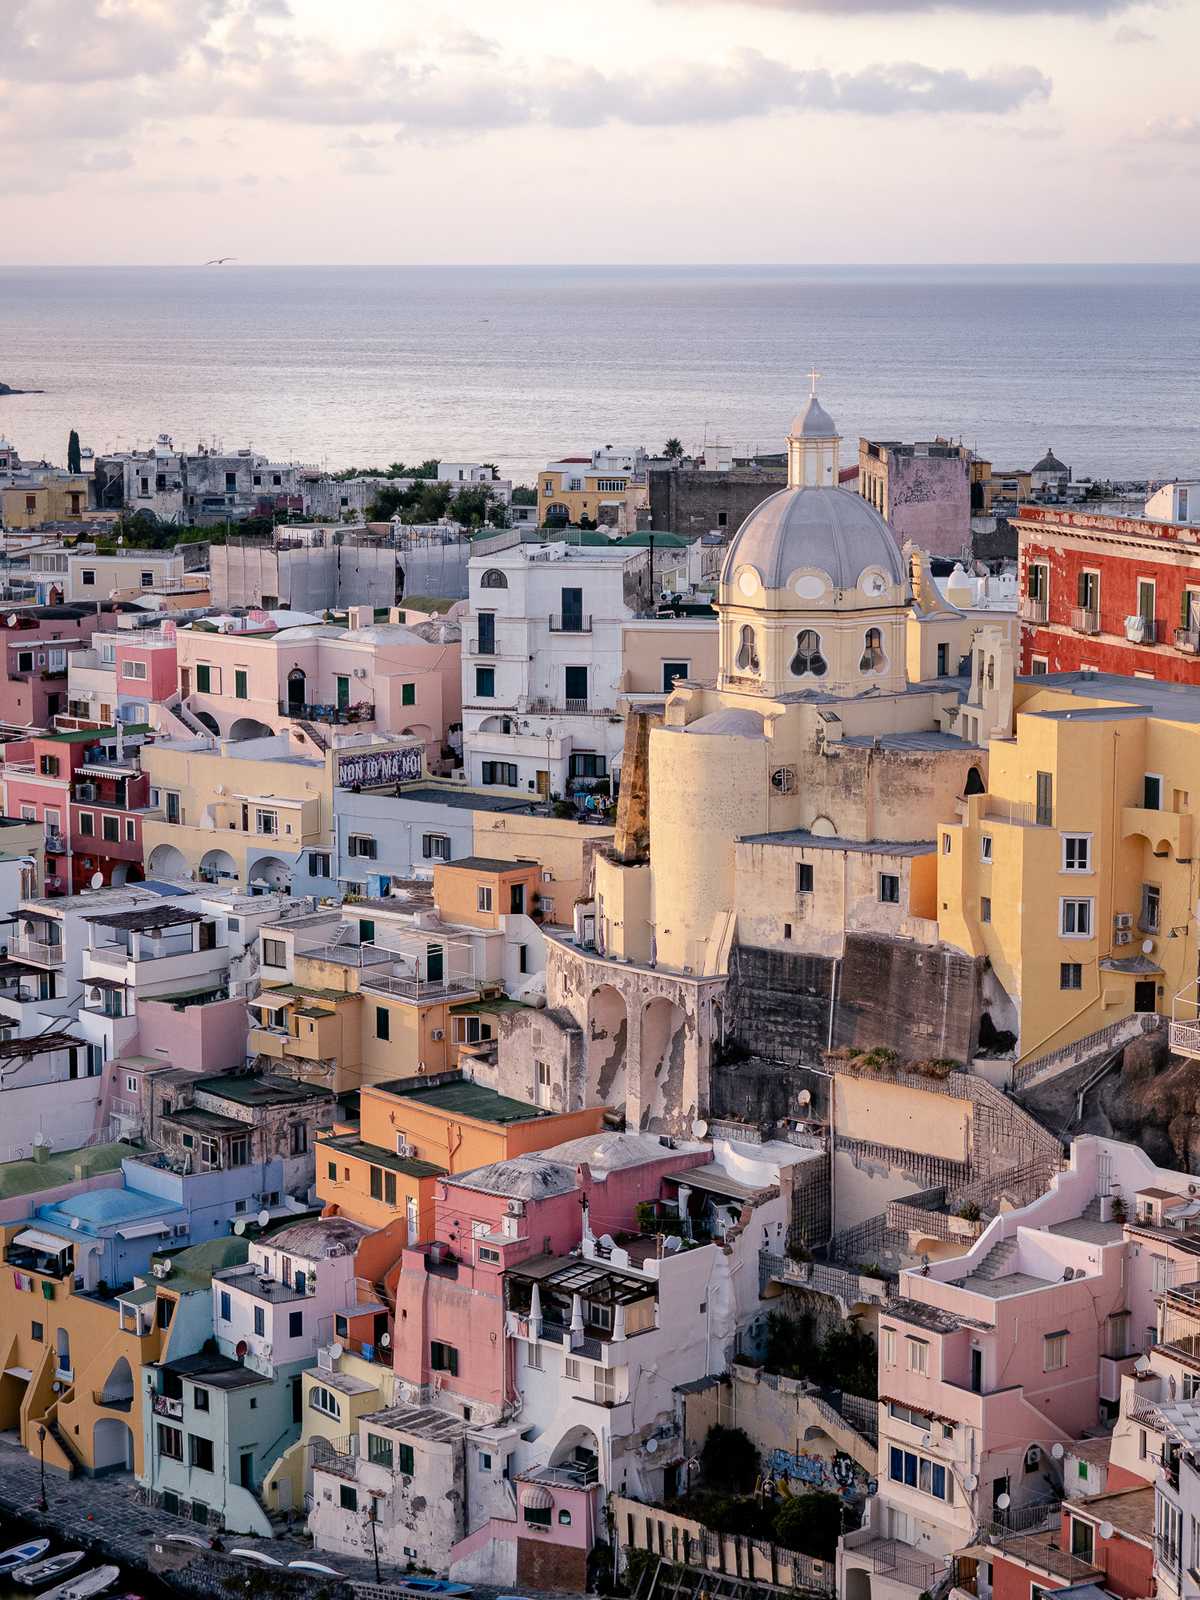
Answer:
176, 608, 461, 765
114, 629, 178, 717
0, 604, 109, 730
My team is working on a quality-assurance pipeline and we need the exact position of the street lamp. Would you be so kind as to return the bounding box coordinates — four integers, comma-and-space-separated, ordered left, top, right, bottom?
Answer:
37, 1423, 47, 1511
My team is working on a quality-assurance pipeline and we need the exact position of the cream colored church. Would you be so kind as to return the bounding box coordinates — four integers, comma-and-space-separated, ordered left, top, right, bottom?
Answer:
483, 389, 1015, 1132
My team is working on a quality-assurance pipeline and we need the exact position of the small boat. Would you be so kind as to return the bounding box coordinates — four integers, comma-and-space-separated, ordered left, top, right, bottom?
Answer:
162, 1536, 208, 1550
14, 1552, 86, 1588
288, 1562, 341, 1576
0, 1544, 51, 1575
229, 1550, 285, 1568
397, 1584, 472, 1597
42, 1566, 120, 1600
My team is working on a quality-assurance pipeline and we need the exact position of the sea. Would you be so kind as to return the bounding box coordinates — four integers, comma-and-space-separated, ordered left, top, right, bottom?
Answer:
0, 264, 1197, 484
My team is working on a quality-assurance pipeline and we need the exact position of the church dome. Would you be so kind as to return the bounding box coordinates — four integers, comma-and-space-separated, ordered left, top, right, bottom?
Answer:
721, 484, 906, 593
791, 393, 838, 438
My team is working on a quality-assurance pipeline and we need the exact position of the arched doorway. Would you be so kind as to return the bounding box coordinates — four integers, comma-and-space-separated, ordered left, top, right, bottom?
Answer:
586, 985, 628, 1109
96, 1356, 134, 1410
845, 1569, 871, 1600
640, 997, 686, 1128
92, 1416, 134, 1475
194, 710, 220, 735
200, 848, 238, 885
147, 843, 190, 879
549, 1424, 601, 1479
248, 855, 291, 893
287, 668, 306, 714
229, 717, 274, 742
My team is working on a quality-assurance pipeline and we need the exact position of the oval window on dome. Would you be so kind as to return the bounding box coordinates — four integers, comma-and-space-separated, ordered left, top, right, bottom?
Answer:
794, 574, 827, 602
859, 569, 889, 599
736, 568, 761, 599
736, 625, 761, 675
791, 629, 827, 678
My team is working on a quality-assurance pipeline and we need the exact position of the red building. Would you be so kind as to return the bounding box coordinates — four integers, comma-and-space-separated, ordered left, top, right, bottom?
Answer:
1019, 505, 1200, 680
981, 1489, 1154, 1600
1, 727, 152, 895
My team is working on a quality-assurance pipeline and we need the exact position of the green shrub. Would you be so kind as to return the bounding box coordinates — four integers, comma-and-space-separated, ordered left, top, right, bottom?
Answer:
700, 1424, 759, 1495
773, 1490, 843, 1561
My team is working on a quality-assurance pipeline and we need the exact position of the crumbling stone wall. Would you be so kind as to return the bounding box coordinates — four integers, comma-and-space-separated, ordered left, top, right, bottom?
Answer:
648, 464, 786, 535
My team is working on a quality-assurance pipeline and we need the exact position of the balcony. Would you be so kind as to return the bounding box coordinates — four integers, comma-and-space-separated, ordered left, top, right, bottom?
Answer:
1020, 596, 1049, 624
1125, 616, 1160, 645
278, 700, 375, 725
1071, 606, 1101, 635
1121, 805, 1192, 858
214, 1262, 308, 1304
548, 614, 592, 633
10, 935, 65, 966
44, 831, 66, 856
359, 969, 476, 1005
1170, 1020, 1200, 1060
1175, 627, 1200, 655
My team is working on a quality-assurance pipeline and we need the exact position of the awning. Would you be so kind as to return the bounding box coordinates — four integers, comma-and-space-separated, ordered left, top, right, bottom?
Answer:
520, 1484, 554, 1511
12, 1228, 71, 1255
116, 1220, 172, 1240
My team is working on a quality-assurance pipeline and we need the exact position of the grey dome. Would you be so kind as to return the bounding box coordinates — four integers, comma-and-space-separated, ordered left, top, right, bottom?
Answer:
1033, 447, 1067, 474
723, 485, 906, 592
791, 393, 839, 438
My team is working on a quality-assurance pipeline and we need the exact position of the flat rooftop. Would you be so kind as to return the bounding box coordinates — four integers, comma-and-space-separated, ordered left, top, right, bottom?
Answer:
192, 1072, 333, 1107
378, 1076, 548, 1125
318, 1131, 444, 1181
435, 855, 537, 875
738, 828, 936, 855
1018, 671, 1200, 726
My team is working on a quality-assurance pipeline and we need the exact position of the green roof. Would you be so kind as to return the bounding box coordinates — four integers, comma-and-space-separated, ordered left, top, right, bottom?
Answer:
43, 723, 152, 744
449, 997, 530, 1016
0, 1139, 133, 1200
150, 1234, 250, 1291
191, 1071, 333, 1107
385, 1077, 547, 1125
262, 983, 351, 1003
616, 531, 690, 548
319, 1132, 445, 1180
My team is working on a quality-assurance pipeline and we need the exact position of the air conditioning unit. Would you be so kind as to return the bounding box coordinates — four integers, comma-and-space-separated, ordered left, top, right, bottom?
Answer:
431, 1028, 444, 1041
353, 667, 367, 679
1115, 913, 1133, 930
506, 1198, 526, 1217
1115, 930, 1133, 946
76, 783, 96, 801
396, 1136, 415, 1158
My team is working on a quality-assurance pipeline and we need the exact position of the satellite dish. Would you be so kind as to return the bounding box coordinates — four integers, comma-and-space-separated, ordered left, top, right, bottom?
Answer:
997, 1493, 1011, 1510
1099, 1522, 1114, 1541
329, 1342, 344, 1361
964, 1474, 978, 1491
233, 1220, 246, 1235
797, 1090, 811, 1107
236, 1339, 248, 1358
71, 1216, 81, 1230
160, 1258, 172, 1274
380, 1332, 391, 1348
6, 614, 16, 627
1135, 1355, 1152, 1373
257, 1209, 271, 1227
90, 872, 104, 890
645, 1437, 658, 1454
1142, 938, 1155, 955
1051, 1442, 1065, 1459
691, 1117, 709, 1139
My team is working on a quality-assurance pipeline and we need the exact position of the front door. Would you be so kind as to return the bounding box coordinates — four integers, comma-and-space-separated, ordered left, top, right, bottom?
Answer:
336, 675, 350, 711
1135, 980, 1158, 1014
287, 670, 305, 712
427, 944, 444, 983
536, 769, 549, 798
560, 586, 584, 631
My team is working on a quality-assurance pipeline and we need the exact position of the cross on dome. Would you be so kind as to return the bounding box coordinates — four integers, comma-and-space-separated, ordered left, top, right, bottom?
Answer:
807, 366, 822, 395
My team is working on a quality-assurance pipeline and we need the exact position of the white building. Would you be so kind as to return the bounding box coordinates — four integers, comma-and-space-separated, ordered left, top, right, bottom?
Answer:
0, 1031, 101, 1163
461, 537, 717, 798
1146, 481, 1200, 525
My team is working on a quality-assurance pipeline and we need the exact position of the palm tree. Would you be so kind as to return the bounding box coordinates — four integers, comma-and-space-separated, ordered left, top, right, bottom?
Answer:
663, 437, 684, 462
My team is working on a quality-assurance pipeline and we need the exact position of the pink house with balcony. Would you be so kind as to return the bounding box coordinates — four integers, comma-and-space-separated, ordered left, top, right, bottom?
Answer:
0, 603, 109, 730
114, 628, 178, 720
175, 608, 461, 765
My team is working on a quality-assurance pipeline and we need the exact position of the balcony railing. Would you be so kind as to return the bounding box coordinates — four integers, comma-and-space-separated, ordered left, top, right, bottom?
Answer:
279, 700, 375, 724
548, 614, 592, 633
1126, 617, 1160, 644
1071, 606, 1101, 635
1176, 628, 1200, 655
1170, 1019, 1200, 1060
1020, 596, 1049, 624
359, 969, 476, 1004
10, 936, 65, 965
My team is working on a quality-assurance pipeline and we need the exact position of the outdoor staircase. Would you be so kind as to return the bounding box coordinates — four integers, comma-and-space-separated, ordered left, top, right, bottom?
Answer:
1081, 1195, 1105, 1222
296, 720, 329, 753
968, 1237, 1019, 1281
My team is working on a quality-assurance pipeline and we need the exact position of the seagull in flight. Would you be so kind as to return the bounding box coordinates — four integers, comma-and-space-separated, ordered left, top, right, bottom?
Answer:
204, 256, 237, 265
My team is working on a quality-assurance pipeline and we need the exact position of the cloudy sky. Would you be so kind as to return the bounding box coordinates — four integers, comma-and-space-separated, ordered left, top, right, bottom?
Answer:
2, 0, 1194, 263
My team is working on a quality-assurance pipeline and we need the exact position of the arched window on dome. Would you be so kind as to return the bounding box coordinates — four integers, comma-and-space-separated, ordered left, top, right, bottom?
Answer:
736, 625, 760, 675
480, 569, 508, 589
859, 627, 886, 673
790, 629, 827, 678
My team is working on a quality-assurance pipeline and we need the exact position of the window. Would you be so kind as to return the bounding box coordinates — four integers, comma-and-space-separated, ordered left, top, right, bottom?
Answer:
479, 1245, 501, 1263
81, 569, 96, 586
339, 1484, 358, 1512
879, 873, 900, 905
102, 814, 119, 842
477, 885, 493, 912
889, 1400, 933, 1428
981, 834, 993, 863
228, 1135, 248, 1167
907, 1337, 929, 1374
125, 819, 135, 841
31, 1319, 43, 1341
888, 1447, 950, 1501
881, 1326, 896, 1365
39, 754, 60, 777
482, 761, 518, 787
524, 1502, 553, 1527
1043, 1330, 1068, 1371
1144, 773, 1163, 810
526, 1343, 543, 1371
1063, 834, 1091, 872
1137, 578, 1156, 626
195, 664, 211, 693
1028, 562, 1048, 602
475, 666, 495, 698
253, 1306, 265, 1336
310, 1385, 340, 1418
1140, 882, 1161, 934
736, 625, 760, 674
219, 1291, 231, 1321
421, 832, 451, 861
479, 1450, 493, 1470
1077, 570, 1099, 613
564, 665, 588, 704
791, 628, 827, 677
255, 809, 278, 836
1031, 656, 1049, 674
1061, 898, 1093, 938
367, 1433, 394, 1469
188, 1434, 214, 1472
375, 1006, 390, 1041
307, 851, 330, 877
981, 896, 992, 923
1061, 963, 1082, 991
401, 681, 416, 706
158, 1424, 184, 1460
663, 661, 689, 692
193, 1386, 209, 1412
1071, 1518, 1095, 1564
122, 659, 147, 679
943, 834, 952, 854
860, 627, 886, 672
262, 938, 286, 968
234, 669, 248, 700
287, 1309, 304, 1339
480, 568, 508, 589
370, 1165, 384, 1200
78, 811, 95, 836
430, 1341, 459, 1376
1036, 770, 1053, 826
568, 751, 607, 780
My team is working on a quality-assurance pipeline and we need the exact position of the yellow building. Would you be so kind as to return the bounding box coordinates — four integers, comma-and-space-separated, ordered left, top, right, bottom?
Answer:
0, 1228, 247, 1478
472, 807, 614, 918
262, 1345, 390, 1514
536, 451, 645, 527
939, 650, 1199, 1067
1, 474, 89, 528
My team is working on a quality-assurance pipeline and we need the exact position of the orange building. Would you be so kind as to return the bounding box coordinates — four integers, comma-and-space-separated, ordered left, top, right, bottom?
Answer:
317, 1070, 605, 1246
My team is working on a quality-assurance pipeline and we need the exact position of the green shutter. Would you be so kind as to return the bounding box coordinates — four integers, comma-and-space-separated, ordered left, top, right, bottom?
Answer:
235, 670, 248, 699
402, 682, 415, 706
195, 664, 211, 693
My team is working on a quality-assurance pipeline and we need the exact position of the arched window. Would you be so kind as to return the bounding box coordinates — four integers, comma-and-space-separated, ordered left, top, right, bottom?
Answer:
859, 627, 886, 673
964, 766, 986, 796
736, 625, 760, 674
790, 629, 826, 677
480, 569, 508, 589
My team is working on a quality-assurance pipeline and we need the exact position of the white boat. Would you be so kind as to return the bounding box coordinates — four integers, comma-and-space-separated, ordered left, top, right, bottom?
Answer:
229, 1550, 284, 1568
14, 1552, 86, 1588
0, 1543, 51, 1575
42, 1565, 120, 1600
287, 1562, 341, 1576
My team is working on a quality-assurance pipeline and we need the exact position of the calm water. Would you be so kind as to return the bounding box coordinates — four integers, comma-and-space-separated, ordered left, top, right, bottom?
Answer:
0, 265, 1197, 483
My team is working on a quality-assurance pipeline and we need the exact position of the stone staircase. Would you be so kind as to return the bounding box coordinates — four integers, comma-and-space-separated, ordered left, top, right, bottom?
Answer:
296, 719, 329, 753
967, 1236, 1018, 1281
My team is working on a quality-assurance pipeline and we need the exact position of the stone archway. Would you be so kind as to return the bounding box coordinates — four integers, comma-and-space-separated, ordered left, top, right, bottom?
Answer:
248, 855, 291, 893
229, 717, 274, 742
200, 848, 239, 885
640, 997, 687, 1130
586, 985, 628, 1111
147, 842, 190, 879
194, 710, 220, 735
92, 1416, 134, 1474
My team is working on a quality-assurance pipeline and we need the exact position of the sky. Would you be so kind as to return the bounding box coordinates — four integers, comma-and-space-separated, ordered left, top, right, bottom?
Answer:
1, 0, 1196, 265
